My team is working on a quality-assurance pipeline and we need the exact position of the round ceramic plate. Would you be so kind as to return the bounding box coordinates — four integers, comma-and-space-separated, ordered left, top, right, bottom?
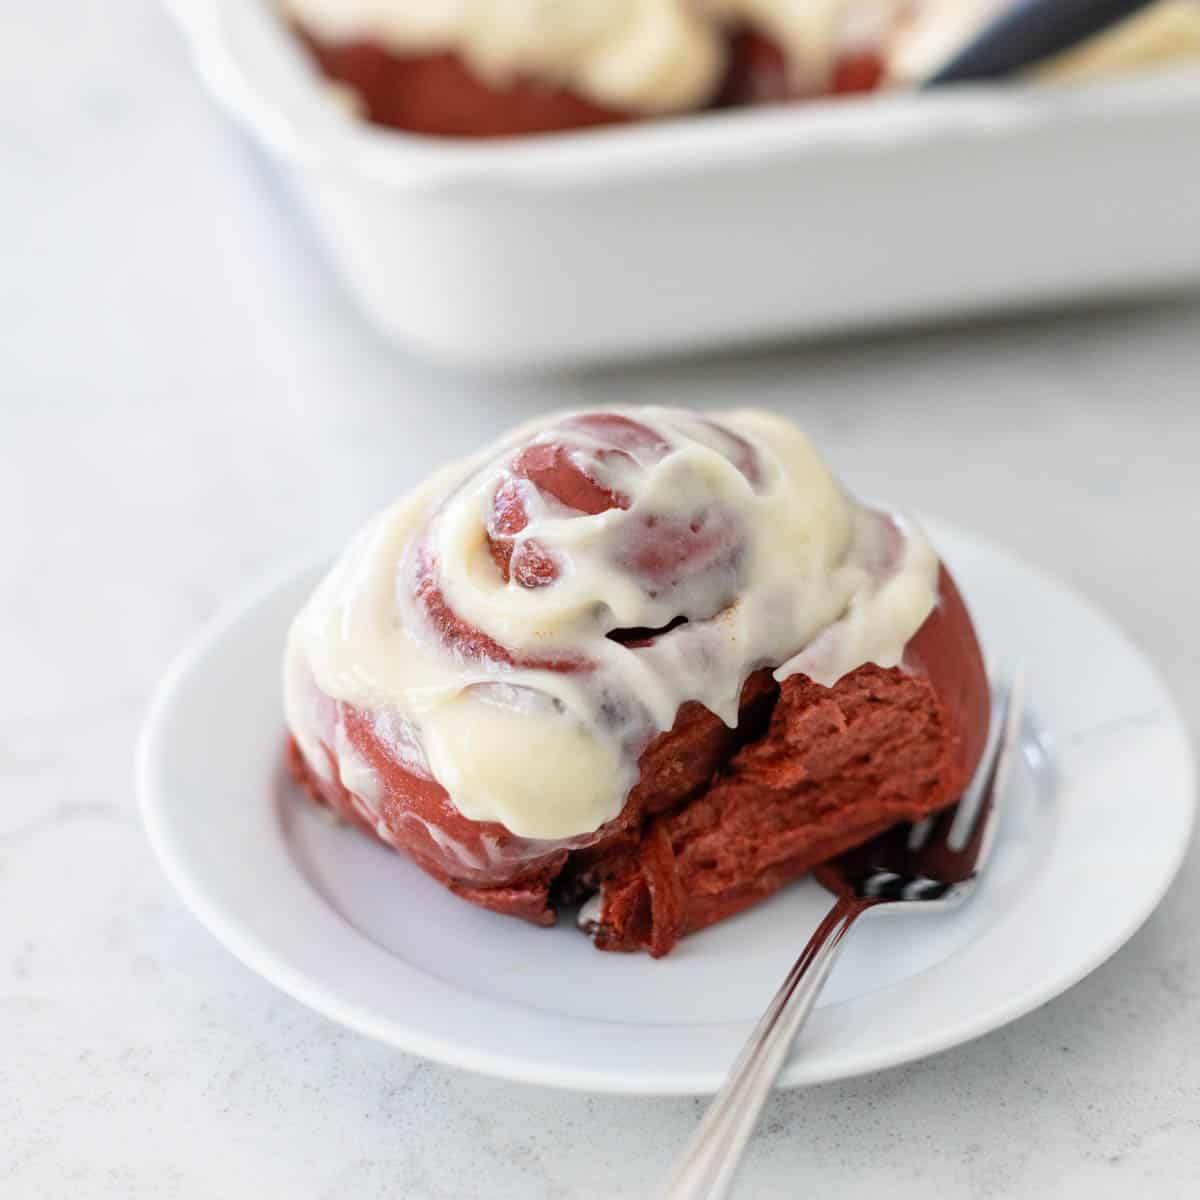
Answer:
138, 522, 1194, 1095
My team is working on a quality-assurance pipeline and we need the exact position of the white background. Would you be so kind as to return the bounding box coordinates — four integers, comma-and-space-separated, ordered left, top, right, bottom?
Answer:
5, 3, 1200, 1196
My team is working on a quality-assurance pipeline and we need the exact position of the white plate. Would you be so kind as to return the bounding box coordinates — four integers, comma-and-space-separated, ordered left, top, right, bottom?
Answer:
138, 522, 1194, 1094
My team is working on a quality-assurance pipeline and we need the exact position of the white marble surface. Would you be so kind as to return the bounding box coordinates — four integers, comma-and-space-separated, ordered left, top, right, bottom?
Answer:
5, 3, 1200, 1197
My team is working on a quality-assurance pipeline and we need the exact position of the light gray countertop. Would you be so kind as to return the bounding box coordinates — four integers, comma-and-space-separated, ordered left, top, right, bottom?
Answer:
5, 3, 1200, 1197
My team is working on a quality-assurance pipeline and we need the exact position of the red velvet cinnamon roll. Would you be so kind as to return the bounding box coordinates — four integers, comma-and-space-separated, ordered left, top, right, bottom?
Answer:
280, 1, 923, 137
284, 408, 990, 956
281, 0, 723, 137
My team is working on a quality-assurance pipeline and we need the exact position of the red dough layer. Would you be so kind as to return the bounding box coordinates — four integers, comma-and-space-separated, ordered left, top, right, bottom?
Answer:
297, 34, 632, 137
295, 28, 886, 138
579, 566, 990, 954
720, 31, 885, 106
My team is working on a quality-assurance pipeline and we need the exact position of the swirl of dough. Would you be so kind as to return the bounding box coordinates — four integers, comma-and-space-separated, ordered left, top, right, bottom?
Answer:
285, 408, 938, 843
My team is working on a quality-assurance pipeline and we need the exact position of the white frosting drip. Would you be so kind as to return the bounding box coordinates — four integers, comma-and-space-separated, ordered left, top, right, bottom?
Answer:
281, 0, 946, 113
284, 408, 937, 842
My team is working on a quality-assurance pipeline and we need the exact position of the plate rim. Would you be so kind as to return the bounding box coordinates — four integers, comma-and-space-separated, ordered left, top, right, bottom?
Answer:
137, 523, 1197, 1094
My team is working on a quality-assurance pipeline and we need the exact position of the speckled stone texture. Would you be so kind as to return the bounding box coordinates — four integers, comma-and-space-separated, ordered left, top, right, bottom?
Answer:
3, 3, 1200, 1197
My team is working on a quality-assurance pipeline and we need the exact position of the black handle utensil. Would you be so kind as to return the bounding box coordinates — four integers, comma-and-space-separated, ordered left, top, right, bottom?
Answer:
925, 0, 1160, 85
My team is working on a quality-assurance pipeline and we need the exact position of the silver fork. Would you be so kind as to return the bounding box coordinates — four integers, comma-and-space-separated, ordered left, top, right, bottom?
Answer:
661, 669, 1025, 1200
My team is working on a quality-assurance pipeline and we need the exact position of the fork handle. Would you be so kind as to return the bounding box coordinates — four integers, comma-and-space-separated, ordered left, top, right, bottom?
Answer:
661, 896, 877, 1200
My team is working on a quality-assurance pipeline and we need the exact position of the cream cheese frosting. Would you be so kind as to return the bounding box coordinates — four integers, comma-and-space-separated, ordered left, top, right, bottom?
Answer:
284, 408, 938, 842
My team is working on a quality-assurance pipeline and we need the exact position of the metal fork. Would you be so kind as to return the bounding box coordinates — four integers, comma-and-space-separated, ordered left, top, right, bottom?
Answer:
661, 669, 1025, 1200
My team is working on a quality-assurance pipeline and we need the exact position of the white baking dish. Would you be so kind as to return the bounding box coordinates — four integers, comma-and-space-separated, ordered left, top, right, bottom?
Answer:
168, 0, 1200, 370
